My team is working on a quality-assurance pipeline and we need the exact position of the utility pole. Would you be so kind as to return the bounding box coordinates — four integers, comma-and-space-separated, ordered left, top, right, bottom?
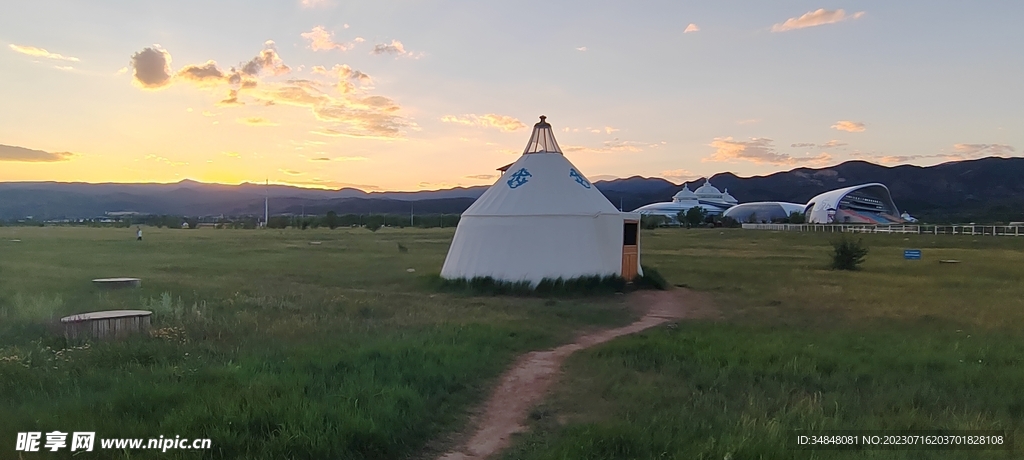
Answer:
264, 178, 269, 228
410, 203, 414, 227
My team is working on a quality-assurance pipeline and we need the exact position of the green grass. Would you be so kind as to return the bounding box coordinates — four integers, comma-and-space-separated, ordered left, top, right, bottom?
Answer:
0, 227, 634, 459
504, 229, 1024, 460
4, 227, 1024, 460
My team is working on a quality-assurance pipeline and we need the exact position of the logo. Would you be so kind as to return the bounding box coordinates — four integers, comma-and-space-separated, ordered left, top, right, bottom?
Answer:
569, 168, 591, 189
506, 168, 532, 189
16, 432, 94, 452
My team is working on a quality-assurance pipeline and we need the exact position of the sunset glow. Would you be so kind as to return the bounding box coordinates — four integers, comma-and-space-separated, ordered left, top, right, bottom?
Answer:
1, 1, 1021, 191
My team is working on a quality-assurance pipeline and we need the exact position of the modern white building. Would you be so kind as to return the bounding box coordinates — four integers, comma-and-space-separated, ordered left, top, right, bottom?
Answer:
441, 116, 643, 285
632, 180, 738, 222
723, 202, 806, 223
804, 183, 903, 224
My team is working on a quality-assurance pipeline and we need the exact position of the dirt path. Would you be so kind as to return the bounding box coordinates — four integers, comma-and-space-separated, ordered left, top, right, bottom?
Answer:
437, 288, 713, 460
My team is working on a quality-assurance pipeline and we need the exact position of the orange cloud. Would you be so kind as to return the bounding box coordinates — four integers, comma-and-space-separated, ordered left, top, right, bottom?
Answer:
0, 144, 75, 162
238, 117, 279, 126
705, 137, 831, 165
684, 23, 700, 33
661, 169, 699, 182
831, 120, 866, 132
441, 114, 526, 132
772, 9, 865, 32
564, 139, 645, 154
8, 44, 80, 62
302, 26, 353, 52
952, 143, 1015, 157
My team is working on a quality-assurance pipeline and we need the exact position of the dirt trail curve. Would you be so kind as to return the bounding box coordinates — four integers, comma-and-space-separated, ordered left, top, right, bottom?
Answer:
438, 288, 712, 460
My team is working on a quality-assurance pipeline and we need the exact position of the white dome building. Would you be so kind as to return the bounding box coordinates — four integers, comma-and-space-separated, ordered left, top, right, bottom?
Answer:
441, 116, 643, 285
633, 179, 737, 223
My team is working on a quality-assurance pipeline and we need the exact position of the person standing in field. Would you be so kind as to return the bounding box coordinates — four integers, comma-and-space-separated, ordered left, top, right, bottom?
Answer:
136, 226, 142, 241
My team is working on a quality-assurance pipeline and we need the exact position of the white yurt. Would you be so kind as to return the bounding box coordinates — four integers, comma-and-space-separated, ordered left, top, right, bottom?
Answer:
441, 116, 642, 285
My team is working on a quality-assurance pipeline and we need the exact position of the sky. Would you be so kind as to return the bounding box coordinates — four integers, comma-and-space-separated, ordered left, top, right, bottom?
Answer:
1, 1, 1022, 191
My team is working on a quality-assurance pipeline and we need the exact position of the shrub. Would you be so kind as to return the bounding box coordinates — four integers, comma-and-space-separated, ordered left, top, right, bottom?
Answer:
830, 236, 868, 270
429, 275, 632, 296
634, 265, 668, 290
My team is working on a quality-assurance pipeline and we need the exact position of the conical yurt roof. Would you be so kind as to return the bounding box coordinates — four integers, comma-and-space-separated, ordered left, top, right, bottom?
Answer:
463, 116, 620, 217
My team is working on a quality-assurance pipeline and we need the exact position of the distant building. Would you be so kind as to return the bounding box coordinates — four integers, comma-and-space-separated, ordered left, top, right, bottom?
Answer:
632, 180, 738, 222
724, 202, 806, 223
804, 183, 903, 224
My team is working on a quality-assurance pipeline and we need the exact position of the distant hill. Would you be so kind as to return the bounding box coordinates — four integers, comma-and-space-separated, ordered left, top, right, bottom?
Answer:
1, 157, 1022, 223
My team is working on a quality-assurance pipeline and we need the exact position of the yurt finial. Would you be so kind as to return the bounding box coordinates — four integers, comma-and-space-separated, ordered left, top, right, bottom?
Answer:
523, 115, 562, 154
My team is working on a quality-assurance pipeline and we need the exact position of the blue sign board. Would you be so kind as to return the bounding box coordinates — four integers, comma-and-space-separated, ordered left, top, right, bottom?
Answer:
904, 249, 922, 260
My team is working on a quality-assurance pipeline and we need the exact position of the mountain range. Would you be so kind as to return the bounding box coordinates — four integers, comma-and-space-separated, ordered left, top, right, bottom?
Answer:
1, 157, 1022, 223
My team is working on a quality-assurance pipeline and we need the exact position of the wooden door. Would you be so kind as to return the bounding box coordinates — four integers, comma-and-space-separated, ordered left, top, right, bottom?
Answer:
621, 220, 639, 280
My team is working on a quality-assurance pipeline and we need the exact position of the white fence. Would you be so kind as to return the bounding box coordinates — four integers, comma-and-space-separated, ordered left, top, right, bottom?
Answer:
741, 223, 1024, 236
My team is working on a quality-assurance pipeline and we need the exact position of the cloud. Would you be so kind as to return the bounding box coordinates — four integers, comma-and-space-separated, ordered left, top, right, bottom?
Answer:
684, 23, 700, 33
371, 40, 419, 58
176, 60, 229, 86
313, 64, 373, 93
300, 0, 328, 7
705, 137, 831, 165
661, 169, 699, 182
308, 155, 367, 162
238, 116, 279, 126
218, 89, 244, 106
857, 144, 1016, 165
279, 169, 303, 176
737, 118, 761, 125
441, 114, 526, 132
772, 9, 865, 32
575, 46, 588, 51
302, 26, 353, 52
130, 42, 405, 138
465, 174, 496, 180
8, 44, 80, 62
130, 46, 172, 89
791, 140, 847, 149
604, 126, 619, 134
290, 178, 381, 190
144, 154, 187, 166
0, 144, 75, 162
831, 120, 866, 132
952, 143, 1015, 157
54, 65, 75, 72
241, 41, 290, 76
564, 138, 646, 154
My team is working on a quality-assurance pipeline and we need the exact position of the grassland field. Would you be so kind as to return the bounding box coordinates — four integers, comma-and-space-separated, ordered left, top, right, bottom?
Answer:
1, 226, 1023, 460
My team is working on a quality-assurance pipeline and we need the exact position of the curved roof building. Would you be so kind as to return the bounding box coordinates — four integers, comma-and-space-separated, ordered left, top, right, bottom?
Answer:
723, 202, 806, 223
804, 183, 902, 224
632, 180, 737, 221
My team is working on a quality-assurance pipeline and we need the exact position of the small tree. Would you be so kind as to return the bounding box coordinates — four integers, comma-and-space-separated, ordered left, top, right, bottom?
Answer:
788, 211, 805, 224
684, 206, 707, 227
830, 236, 868, 270
640, 215, 667, 229
325, 211, 340, 229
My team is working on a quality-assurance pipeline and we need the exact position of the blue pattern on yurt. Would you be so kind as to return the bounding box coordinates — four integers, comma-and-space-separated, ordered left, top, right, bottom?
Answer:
569, 168, 591, 189
507, 168, 532, 189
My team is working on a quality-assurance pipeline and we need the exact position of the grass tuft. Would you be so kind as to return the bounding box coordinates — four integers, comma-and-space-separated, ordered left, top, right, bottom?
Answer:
428, 275, 635, 297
